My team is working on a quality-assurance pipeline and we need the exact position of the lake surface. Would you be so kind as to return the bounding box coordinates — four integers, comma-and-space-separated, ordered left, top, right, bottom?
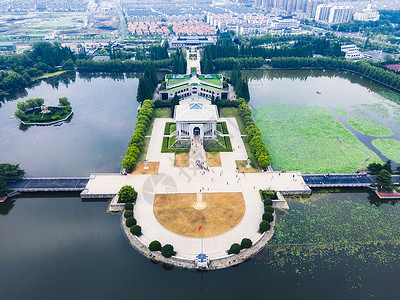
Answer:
247, 69, 400, 169
1, 72, 400, 299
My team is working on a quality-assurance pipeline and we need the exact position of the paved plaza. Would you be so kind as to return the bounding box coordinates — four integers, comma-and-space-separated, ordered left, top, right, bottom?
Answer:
84, 117, 310, 259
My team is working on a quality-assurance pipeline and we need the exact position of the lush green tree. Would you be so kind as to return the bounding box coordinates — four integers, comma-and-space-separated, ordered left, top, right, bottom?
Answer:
161, 244, 176, 258
58, 97, 70, 107
149, 240, 162, 251
227, 243, 241, 254
367, 162, 383, 175
122, 156, 137, 171
258, 154, 270, 168
240, 238, 253, 249
383, 160, 392, 174
118, 185, 138, 203
375, 169, 394, 192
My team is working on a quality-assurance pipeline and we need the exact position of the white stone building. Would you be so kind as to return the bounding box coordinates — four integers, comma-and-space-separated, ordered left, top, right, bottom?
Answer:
174, 99, 219, 142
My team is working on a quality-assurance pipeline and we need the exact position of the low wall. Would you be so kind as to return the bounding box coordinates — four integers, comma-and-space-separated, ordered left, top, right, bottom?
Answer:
121, 212, 276, 270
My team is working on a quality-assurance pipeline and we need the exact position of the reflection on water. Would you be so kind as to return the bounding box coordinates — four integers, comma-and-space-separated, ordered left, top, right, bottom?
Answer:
0, 72, 140, 177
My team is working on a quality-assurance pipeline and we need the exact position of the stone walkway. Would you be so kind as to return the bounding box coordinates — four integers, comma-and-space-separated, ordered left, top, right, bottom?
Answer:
189, 137, 205, 167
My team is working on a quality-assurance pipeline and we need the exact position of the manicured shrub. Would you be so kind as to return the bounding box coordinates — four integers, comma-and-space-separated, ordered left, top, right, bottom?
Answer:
149, 240, 162, 251
259, 220, 270, 233
125, 217, 137, 227
264, 205, 274, 213
262, 212, 274, 222
125, 202, 133, 210
118, 185, 138, 203
241, 238, 252, 249
227, 243, 241, 255
161, 244, 176, 258
263, 198, 273, 206
124, 210, 133, 218
130, 225, 142, 236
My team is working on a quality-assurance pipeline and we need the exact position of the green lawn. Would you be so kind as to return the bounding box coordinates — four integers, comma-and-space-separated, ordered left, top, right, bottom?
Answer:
252, 104, 382, 173
153, 107, 171, 118
242, 136, 261, 169
372, 139, 400, 163
34, 70, 67, 80
220, 107, 246, 135
168, 84, 189, 91
137, 137, 150, 162
145, 119, 154, 136
200, 84, 223, 91
347, 117, 393, 137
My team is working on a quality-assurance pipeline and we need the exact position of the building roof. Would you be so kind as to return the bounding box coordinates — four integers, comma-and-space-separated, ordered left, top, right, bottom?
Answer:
174, 102, 218, 122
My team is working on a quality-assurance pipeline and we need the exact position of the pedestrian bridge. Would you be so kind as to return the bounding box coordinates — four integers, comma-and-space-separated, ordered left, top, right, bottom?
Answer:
6, 177, 89, 193
302, 174, 374, 188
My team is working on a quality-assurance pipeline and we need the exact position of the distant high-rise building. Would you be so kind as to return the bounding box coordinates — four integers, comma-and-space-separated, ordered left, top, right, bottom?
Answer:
263, 0, 321, 18
315, 4, 354, 24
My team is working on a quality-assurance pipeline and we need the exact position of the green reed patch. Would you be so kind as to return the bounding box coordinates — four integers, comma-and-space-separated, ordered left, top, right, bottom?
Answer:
372, 139, 400, 163
347, 117, 393, 137
252, 104, 382, 173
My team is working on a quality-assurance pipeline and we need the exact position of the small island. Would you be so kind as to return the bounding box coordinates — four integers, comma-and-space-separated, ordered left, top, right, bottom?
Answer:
14, 97, 73, 126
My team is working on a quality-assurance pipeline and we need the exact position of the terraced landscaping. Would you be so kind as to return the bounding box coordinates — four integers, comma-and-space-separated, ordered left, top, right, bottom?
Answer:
347, 117, 393, 137
252, 104, 382, 173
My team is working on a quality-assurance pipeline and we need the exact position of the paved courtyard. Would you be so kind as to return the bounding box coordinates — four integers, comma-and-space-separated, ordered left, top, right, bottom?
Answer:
84, 117, 310, 259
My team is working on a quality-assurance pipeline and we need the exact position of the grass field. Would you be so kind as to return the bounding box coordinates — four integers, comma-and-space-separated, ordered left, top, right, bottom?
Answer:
372, 139, 400, 163
153, 192, 245, 238
252, 104, 382, 174
137, 137, 150, 162
347, 117, 393, 137
34, 70, 67, 80
220, 107, 246, 135
153, 107, 171, 118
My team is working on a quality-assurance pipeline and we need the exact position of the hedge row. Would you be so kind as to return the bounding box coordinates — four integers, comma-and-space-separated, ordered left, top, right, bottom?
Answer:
164, 122, 174, 135
236, 98, 270, 168
217, 121, 229, 134
259, 189, 275, 233
161, 137, 190, 153
121, 99, 154, 171
148, 240, 176, 258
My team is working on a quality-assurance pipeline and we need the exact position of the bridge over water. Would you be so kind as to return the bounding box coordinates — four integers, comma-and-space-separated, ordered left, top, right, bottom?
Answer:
303, 174, 376, 188
6, 178, 89, 193
5, 174, 396, 197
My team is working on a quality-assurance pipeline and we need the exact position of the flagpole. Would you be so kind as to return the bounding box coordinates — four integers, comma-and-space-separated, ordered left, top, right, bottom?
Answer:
201, 223, 203, 254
